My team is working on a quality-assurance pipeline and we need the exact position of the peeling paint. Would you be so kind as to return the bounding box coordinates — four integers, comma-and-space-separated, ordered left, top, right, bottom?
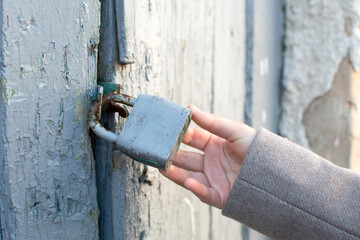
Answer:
280, 0, 359, 148
63, 45, 70, 85
1, 76, 7, 103
73, 92, 88, 124
1, 75, 28, 104
0, 0, 100, 238
58, 100, 64, 134
303, 56, 358, 169
33, 102, 40, 139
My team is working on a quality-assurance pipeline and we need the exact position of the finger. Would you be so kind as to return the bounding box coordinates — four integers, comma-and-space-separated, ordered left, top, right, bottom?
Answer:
182, 126, 212, 151
173, 149, 204, 172
160, 165, 209, 187
189, 105, 251, 141
184, 178, 222, 209
159, 165, 190, 187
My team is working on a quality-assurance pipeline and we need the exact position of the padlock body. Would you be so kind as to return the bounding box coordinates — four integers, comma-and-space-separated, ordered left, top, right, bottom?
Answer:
116, 94, 192, 170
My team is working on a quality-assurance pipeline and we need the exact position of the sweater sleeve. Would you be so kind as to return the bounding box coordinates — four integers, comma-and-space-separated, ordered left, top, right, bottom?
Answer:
222, 128, 360, 240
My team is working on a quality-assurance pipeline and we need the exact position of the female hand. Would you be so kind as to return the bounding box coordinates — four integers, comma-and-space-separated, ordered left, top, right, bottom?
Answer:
160, 105, 256, 209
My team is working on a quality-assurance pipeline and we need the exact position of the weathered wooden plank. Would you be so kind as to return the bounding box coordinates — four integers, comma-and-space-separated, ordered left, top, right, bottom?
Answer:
211, 0, 246, 239
106, 0, 249, 239
0, 0, 100, 238
107, 0, 217, 239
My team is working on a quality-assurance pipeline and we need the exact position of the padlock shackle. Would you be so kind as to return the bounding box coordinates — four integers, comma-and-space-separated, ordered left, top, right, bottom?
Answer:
88, 92, 135, 142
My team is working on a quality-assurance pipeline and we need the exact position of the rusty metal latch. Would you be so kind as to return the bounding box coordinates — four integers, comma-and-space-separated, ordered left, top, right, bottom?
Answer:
88, 85, 135, 143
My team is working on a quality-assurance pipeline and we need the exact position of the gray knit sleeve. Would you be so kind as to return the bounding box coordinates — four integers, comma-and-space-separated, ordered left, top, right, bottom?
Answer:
222, 128, 360, 239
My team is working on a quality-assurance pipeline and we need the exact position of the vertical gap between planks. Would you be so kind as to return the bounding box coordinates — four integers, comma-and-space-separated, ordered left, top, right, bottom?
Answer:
242, 0, 254, 239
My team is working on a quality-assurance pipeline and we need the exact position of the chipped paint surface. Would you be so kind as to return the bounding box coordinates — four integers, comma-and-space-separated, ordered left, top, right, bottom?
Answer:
302, 57, 353, 168
0, 0, 100, 239
281, 0, 360, 149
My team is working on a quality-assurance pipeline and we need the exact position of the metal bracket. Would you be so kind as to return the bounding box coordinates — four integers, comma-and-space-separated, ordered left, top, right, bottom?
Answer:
115, 0, 135, 64
98, 82, 122, 95
88, 92, 135, 142
95, 83, 132, 119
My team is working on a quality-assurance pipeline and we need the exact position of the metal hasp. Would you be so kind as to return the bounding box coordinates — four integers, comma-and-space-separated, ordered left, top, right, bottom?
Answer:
88, 92, 192, 170
98, 82, 122, 95
115, 0, 135, 64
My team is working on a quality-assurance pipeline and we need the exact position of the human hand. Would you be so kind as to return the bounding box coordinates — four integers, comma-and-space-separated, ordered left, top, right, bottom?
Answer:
160, 105, 256, 209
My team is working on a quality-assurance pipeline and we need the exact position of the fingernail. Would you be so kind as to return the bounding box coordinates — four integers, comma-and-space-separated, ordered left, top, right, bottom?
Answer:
188, 104, 199, 111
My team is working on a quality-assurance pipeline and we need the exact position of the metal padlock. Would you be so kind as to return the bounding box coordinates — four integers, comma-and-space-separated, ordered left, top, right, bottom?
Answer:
88, 92, 192, 170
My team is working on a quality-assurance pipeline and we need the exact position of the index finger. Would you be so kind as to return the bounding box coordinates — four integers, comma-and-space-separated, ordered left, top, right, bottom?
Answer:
188, 105, 252, 141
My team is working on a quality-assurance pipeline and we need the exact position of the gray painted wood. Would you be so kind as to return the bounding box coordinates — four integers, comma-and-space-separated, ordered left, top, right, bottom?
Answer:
106, 1, 248, 239
0, 0, 100, 239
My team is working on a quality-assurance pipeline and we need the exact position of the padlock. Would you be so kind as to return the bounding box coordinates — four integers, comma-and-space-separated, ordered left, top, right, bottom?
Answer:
88, 91, 192, 170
